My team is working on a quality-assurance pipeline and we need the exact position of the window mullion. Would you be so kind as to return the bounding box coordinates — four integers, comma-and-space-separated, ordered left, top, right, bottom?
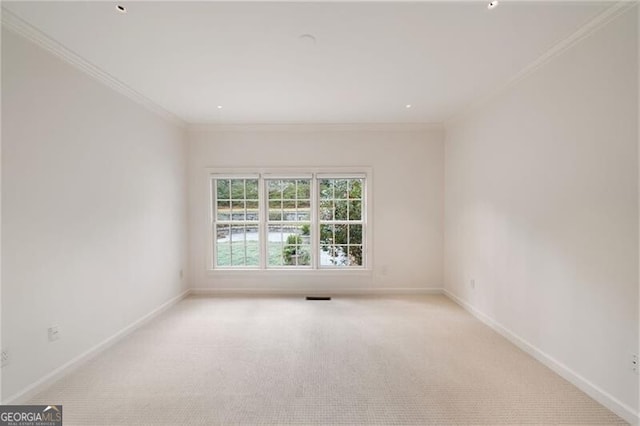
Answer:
258, 175, 267, 269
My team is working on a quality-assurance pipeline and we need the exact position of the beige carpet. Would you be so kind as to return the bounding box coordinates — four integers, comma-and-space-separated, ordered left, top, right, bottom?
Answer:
28, 295, 626, 425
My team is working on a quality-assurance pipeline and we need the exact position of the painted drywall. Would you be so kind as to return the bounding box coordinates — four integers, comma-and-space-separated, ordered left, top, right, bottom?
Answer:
188, 124, 444, 291
444, 8, 638, 420
1, 29, 189, 400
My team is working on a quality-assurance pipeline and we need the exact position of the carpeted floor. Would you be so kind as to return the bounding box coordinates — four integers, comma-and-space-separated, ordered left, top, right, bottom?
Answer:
28, 295, 627, 425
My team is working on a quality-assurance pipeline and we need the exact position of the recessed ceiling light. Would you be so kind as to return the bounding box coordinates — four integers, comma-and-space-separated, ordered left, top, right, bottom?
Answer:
405, 104, 412, 109
488, 1, 499, 9
217, 105, 223, 109
116, 5, 127, 13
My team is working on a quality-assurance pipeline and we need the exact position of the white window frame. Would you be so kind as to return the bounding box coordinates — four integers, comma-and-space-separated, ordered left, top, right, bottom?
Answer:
209, 174, 261, 269
206, 167, 372, 272
316, 173, 367, 269
264, 175, 314, 268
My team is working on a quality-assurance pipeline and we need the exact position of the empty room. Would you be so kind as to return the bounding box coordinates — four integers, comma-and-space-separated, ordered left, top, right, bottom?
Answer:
1, 0, 639, 425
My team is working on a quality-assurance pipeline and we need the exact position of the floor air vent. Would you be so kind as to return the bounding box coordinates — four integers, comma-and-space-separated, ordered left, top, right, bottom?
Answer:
306, 296, 331, 301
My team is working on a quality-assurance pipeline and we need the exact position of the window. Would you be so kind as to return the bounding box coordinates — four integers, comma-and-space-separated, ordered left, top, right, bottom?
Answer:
266, 178, 312, 267
319, 177, 364, 267
214, 178, 260, 267
210, 170, 369, 270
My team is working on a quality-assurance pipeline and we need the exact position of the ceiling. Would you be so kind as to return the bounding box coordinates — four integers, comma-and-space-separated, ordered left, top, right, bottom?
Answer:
2, 1, 612, 124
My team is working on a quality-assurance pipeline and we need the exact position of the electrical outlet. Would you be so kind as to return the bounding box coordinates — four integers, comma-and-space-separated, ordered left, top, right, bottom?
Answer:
632, 354, 638, 374
1, 350, 8, 368
48, 326, 60, 342
470, 279, 476, 289
180, 269, 184, 279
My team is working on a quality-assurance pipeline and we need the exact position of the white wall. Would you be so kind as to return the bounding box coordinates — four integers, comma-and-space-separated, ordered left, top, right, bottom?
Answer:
1, 30, 189, 401
444, 8, 638, 421
188, 124, 444, 292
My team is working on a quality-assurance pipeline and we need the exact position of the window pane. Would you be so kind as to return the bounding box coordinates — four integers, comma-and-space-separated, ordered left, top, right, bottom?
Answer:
282, 199, 296, 210
320, 246, 333, 266
347, 246, 363, 266
349, 224, 363, 245
231, 180, 245, 199
246, 179, 259, 199
336, 246, 348, 265
269, 248, 284, 266
334, 200, 348, 220
297, 200, 311, 220
334, 179, 348, 199
319, 179, 333, 199
269, 200, 282, 221
348, 179, 363, 199
268, 180, 281, 200
230, 201, 246, 220
349, 200, 362, 221
320, 224, 334, 244
267, 224, 311, 267
334, 224, 347, 244
282, 180, 296, 200
246, 200, 259, 220
217, 200, 231, 220
216, 179, 230, 200
320, 201, 333, 220
297, 180, 310, 199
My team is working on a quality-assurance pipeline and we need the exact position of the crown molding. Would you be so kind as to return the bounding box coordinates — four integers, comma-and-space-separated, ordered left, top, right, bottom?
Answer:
187, 122, 444, 133
444, 1, 637, 127
1, 7, 186, 128
4, 1, 632, 130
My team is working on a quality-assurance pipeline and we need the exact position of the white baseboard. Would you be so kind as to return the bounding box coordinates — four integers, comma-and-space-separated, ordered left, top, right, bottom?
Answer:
442, 289, 639, 426
2, 289, 190, 405
189, 287, 444, 296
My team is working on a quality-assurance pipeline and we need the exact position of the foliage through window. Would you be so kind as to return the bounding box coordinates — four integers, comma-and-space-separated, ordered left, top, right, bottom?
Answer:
319, 178, 363, 266
211, 172, 368, 269
267, 179, 311, 267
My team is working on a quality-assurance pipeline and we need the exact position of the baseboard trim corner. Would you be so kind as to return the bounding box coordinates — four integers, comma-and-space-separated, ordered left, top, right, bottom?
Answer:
442, 289, 639, 425
2, 289, 190, 405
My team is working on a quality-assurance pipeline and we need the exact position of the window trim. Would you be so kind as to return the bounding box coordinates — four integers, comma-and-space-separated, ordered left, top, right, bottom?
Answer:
206, 167, 373, 273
